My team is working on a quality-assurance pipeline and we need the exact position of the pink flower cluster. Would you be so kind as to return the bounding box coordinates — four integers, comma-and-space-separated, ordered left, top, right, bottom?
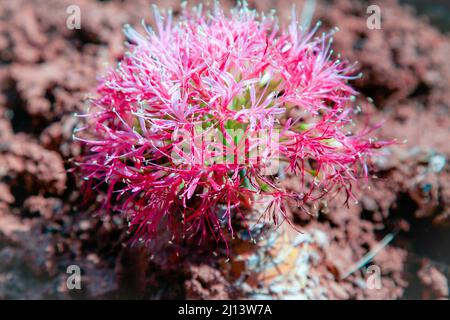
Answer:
75, 4, 389, 248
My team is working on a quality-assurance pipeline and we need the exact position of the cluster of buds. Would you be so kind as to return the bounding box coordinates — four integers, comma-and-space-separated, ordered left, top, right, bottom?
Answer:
75, 3, 388, 250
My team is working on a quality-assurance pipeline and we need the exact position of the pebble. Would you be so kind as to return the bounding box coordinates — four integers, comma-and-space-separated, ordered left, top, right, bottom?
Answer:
429, 154, 446, 173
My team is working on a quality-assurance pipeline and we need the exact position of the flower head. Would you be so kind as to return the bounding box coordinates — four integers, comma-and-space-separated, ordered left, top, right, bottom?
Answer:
75, 3, 389, 249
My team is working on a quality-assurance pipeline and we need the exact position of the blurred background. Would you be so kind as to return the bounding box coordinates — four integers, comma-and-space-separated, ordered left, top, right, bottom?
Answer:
0, 0, 449, 299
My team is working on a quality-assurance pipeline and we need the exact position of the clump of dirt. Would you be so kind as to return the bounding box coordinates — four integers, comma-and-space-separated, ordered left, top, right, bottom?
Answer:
0, 0, 449, 299
417, 260, 449, 299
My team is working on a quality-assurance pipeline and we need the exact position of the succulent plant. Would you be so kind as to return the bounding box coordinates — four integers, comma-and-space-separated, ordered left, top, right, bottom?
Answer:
74, 3, 390, 251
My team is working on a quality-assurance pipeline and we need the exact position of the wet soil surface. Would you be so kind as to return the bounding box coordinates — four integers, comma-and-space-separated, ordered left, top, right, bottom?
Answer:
0, 0, 449, 299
